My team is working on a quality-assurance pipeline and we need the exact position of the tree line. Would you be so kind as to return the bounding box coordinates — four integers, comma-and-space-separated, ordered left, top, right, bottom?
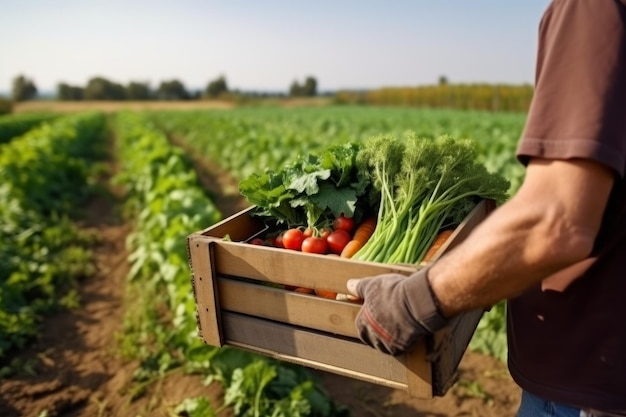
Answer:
8, 74, 319, 102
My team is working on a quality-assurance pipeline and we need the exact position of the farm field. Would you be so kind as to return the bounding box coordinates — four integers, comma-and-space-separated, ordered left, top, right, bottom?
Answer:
0, 105, 527, 417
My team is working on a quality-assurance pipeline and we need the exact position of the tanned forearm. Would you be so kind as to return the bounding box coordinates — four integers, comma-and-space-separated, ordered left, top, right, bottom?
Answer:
427, 158, 614, 318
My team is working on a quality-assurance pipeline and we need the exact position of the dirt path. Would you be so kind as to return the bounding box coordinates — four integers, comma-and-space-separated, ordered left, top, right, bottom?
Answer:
168, 132, 250, 218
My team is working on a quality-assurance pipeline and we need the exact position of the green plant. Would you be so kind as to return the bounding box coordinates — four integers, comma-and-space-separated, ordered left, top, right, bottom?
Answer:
0, 112, 104, 359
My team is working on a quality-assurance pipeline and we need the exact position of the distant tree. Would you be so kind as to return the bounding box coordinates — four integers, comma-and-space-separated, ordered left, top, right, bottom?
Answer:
0, 97, 12, 115
205, 76, 228, 98
84, 77, 126, 100
289, 76, 317, 97
289, 80, 303, 97
12, 75, 38, 102
302, 76, 317, 96
156, 79, 190, 100
126, 81, 151, 100
57, 83, 84, 101
438, 75, 449, 86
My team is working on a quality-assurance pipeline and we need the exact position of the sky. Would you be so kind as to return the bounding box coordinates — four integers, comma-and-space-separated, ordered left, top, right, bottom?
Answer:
0, 0, 551, 95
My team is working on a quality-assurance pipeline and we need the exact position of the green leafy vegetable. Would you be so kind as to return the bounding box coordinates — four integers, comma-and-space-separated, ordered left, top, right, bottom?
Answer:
352, 133, 509, 264
239, 142, 369, 230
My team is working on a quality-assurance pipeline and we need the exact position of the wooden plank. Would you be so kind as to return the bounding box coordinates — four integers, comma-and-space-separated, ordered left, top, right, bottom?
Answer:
187, 235, 223, 347
218, 277, 361, 338
200, 206, 264, 242
212, 243, 419, 293
221, 311, 436, 396
405, 341, 433, 398
430, 308, 484, 396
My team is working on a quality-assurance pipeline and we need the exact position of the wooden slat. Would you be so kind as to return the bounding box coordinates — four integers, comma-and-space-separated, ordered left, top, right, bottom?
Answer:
212, 243, 418, 293
218, 277, 361, 338
187, 235, 223, 347
430, 308, 484, 396
405, 342, 433, 398
222, 311, 433, 396
200, 206, 264, 242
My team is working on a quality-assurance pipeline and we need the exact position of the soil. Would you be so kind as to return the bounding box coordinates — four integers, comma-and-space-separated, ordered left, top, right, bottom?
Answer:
0, 132, 522, 417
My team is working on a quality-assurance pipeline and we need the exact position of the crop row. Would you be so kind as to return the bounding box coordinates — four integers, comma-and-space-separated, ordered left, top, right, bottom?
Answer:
0, 112, 105, 360
114, 112, 344, 416
155, 106, 526, 194
0, 112, 59, 145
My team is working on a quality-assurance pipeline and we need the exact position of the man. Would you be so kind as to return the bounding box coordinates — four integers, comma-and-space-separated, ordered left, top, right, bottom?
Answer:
346, 0, 626, 415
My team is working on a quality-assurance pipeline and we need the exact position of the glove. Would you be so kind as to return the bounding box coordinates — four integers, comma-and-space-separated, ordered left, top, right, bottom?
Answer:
348, 266, 448, 356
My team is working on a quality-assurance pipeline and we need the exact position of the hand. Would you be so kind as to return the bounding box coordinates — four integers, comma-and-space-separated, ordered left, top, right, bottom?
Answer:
346, 266, 448, 356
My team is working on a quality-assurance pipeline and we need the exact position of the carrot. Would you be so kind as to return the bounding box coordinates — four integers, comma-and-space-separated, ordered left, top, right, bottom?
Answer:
340, 216, 377, 258
422, 229, 454, 263
314, 289, 338, 299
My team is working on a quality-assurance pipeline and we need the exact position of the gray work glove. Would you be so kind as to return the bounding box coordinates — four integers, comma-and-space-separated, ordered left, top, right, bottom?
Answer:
347, 266, 448, 356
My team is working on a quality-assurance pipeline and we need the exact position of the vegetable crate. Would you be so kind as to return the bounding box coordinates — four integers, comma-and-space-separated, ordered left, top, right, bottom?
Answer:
187, 199, 495, 398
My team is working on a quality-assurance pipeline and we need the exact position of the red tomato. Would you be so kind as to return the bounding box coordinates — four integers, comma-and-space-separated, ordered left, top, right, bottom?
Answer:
301, 236, 328, 254
326, 229, 351, 254
333, 214, 355, 233
275, 232, 285, 248
250, 238, 265, 245
282, 228, 305, 250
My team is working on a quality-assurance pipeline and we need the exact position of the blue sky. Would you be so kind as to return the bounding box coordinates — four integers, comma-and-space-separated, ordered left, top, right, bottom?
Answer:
0, 0, 551, 95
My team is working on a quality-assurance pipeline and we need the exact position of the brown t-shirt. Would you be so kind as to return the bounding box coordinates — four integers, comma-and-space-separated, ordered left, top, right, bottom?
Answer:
510, 0, 626, 412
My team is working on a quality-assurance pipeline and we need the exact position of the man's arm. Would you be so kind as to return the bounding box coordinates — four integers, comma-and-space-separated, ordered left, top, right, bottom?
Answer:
345, 157, 615, 355
428, 157, 615, 318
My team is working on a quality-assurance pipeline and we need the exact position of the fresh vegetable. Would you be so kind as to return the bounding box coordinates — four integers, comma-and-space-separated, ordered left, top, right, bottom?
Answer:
239, 142, 370, 232
422, 229, 454, 263
314, 289, 338, 300
333, 214, 355, 233
326, 229, 351, 255
351, 134, 509, 264
274, 232, 285, 248
340, 216, 377, 258
282, 228, 305, 250
301, 236, 328, 254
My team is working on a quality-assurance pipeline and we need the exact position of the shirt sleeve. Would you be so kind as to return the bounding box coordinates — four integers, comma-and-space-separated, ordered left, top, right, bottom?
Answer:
517, 0, 626, 177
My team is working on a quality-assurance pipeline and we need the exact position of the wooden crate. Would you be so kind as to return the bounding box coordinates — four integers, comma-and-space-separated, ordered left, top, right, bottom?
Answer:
187, 200, 495, 398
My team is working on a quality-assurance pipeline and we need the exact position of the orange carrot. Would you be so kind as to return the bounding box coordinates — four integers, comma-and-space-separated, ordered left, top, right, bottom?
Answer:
422, 229, 454, 263
340, 216, 377, 258
314, 289, 338, 299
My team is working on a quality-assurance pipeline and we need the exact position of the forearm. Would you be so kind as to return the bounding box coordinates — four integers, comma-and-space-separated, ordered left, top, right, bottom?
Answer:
427, 159, 614, 318
428, 199, 587, 317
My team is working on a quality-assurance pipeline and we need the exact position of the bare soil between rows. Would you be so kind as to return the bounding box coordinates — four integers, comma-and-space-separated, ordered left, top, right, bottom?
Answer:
0, 130, 522, 417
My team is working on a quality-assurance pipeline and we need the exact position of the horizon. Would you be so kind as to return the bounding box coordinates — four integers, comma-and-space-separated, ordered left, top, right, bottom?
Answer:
1, 0, 551, 96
